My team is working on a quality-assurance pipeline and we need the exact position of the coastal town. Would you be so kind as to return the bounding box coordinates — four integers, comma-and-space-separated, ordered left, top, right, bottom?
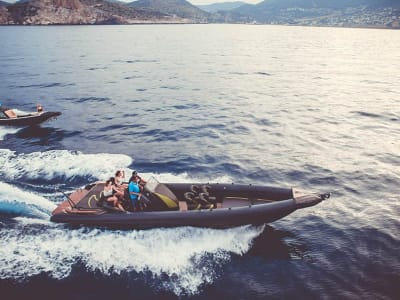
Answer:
272, 7, 400, 28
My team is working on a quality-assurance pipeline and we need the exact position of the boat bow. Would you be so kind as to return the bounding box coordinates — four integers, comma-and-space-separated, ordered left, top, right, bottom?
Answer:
293, 188, 330, 208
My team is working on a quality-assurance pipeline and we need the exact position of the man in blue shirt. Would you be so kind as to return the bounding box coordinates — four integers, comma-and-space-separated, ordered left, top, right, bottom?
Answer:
128, 178, 141, 211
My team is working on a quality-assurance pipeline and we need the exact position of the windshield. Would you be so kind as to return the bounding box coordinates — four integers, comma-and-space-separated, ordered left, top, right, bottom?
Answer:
144, 177, 178, 203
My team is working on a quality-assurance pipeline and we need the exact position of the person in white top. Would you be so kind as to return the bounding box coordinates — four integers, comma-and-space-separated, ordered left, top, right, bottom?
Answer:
103, 178, 125, 211
114, 170, 128, 189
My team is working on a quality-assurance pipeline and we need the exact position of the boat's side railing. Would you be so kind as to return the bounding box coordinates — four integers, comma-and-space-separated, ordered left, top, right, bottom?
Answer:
58, 189, 78, 209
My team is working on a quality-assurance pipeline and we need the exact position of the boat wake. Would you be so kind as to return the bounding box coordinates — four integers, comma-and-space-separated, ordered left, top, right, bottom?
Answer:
0, 214, 264, 296
0, 149, 133, 182
0, 182, 55, 219
0, 126, 21, 141
0, 149, 262, 296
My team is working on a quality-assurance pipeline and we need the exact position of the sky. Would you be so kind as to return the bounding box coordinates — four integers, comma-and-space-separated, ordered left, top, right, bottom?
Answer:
2, 0, 263, 4
188, 0, 262, 4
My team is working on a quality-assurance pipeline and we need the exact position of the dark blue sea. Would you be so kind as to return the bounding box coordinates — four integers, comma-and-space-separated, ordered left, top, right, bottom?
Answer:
0, 25, 399, 299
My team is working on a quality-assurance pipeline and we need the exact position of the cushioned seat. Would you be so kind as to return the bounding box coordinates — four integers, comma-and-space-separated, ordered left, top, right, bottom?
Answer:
3, 109, 17, 118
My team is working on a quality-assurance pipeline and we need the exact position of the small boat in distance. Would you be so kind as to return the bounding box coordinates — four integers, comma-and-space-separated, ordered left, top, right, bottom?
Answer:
0, 103, 61, 126
51, 177, 330, 229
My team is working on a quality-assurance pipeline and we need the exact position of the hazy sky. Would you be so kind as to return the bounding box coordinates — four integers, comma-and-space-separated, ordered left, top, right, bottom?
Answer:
3, 0, 263, 4
188, 0, 262, 4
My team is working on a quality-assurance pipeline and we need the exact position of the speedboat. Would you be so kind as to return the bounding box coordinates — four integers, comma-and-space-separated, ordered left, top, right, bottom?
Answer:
51, 177, 330, 229
0, 105, 61, 126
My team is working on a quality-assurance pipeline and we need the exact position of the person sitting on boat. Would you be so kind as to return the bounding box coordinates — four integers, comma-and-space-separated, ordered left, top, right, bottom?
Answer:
36, 103, 43, 113
114, 170, 128, 189
132, 170, 147, 190
103, 178, 125, 211
128, 175, 142, 211
109, 176, 125, 201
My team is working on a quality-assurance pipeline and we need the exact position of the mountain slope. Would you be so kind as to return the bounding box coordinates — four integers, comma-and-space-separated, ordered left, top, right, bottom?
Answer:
128, 0, 209, 21
234, 0, 400, 27
253, 0, 400, 10
0, 0, 187, 24
197, 1, 247, 13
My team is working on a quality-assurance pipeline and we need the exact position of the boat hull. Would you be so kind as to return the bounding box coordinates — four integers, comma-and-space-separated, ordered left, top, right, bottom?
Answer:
0, 111, 61, 126
51, 182, 328, 229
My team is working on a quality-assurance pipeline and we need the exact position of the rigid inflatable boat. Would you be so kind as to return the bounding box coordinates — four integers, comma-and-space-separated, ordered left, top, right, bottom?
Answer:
0, 105, 61, 126
51, 177, 330, 229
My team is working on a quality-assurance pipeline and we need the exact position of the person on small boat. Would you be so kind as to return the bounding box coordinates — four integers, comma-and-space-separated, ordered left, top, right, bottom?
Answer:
103, 178, 125, 212
128, 175, 142, 211
36, 103, 43, 113
132, 170, 147, 190
109, 177, 125, 202
114, 170, 128, 189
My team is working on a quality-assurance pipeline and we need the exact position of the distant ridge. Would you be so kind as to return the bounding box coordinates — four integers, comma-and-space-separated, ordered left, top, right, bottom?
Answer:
197, 1, 247, 13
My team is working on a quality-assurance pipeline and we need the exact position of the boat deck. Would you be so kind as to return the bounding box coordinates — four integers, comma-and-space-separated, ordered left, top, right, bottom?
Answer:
52, 189, 87, 215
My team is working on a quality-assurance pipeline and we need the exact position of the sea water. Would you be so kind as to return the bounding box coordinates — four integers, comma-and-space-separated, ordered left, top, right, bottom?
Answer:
0, 25, 399, 299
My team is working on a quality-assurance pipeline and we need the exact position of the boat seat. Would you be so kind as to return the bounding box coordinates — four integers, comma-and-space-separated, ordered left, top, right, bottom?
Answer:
97, 191, 106, 207
191, 185, 201, 195
184, 192, 197, 204
202, 185, 212, 194
183, 191, 215, 209
3, 109, 17, 118
79, 183, 105, 209
199, 193, 216, 204
184, 192, 201, 210
90, 186, 130, 212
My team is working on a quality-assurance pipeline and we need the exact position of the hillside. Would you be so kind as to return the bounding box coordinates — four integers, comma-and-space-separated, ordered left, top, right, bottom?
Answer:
235, 0, 400, 28
128, 0, 209, 22
254, 0, 400, 9
0, 0, 187, 24
197, 1, 247, 13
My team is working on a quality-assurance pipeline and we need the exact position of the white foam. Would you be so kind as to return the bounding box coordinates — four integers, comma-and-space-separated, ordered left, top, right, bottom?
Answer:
0, 182, 56, 218
0, 127, 20, 141
0, 149, 132, 181
0, 148, 259, 295
141, 171, 234, 184
0, 148, 233, 185
13, 216, 55, 226
0, 224, 264, 295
